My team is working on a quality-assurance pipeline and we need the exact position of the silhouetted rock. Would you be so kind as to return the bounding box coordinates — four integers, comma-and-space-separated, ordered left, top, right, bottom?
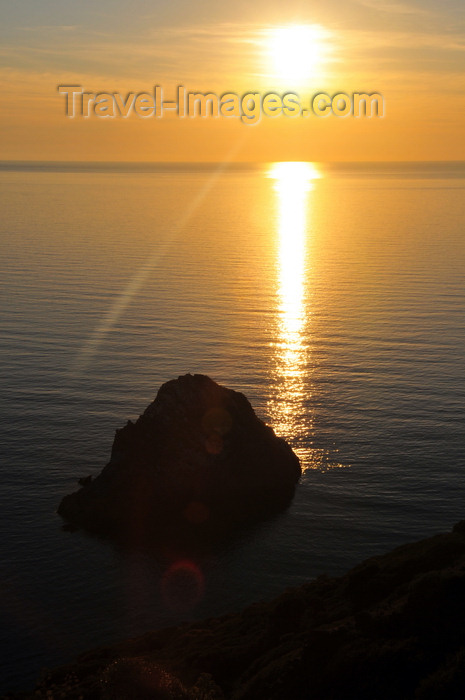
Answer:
14, 522, 465, 699
58, 374, 301, 541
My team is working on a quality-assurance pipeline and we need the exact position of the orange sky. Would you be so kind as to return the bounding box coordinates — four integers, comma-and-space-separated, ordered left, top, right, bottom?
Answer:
1, 1, 464, 161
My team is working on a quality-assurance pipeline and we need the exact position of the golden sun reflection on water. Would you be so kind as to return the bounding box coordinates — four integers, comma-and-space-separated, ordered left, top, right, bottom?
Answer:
267, 162, 323, 470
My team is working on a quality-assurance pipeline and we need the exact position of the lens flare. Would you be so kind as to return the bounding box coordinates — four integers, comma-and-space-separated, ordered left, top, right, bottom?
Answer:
161, 559, 204, 612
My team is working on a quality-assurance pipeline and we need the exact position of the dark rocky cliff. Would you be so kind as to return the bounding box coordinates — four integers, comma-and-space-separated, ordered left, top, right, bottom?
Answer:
11, 521, 465, 699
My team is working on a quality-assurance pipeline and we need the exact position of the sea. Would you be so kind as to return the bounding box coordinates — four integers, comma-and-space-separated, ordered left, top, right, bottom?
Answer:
1, 160, 464, 693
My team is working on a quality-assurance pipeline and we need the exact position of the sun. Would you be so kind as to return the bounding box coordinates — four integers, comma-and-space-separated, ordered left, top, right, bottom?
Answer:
267, 24, 328, 86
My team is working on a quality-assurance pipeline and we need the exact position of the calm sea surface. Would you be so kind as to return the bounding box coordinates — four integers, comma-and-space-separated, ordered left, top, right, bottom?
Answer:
1, 161, 464, 692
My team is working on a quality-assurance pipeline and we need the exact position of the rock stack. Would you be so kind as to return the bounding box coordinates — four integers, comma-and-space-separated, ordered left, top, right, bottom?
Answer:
58, 374, 301, 541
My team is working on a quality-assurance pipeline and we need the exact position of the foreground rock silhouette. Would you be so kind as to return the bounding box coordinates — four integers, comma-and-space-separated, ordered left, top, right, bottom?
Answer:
15, 521, 465, 699
58, 374, 301, 541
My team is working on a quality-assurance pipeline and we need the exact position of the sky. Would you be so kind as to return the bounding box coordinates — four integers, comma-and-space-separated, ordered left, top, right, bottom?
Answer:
0, 0, 464, 161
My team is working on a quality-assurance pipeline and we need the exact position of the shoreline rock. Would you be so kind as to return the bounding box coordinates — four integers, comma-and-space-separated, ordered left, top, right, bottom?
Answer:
10, 521, 465, 699
58, 374, 301, 542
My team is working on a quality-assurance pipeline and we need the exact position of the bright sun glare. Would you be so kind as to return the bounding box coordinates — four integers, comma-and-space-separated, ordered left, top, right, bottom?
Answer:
268, 24, 328, 85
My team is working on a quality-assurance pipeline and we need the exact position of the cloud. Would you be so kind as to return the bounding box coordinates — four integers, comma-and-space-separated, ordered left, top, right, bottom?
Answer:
354, 0, 432, 16
0, 19, 463, 92
18, 25, 80, 32
0, 22, 273, 86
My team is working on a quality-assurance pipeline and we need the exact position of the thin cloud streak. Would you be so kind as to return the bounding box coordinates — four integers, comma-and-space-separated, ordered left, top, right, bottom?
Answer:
354, 0, 433, 16
18, 25, 80, 32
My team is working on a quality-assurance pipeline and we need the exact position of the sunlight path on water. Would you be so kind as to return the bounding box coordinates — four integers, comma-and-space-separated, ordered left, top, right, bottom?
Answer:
266, 162, 339, 471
